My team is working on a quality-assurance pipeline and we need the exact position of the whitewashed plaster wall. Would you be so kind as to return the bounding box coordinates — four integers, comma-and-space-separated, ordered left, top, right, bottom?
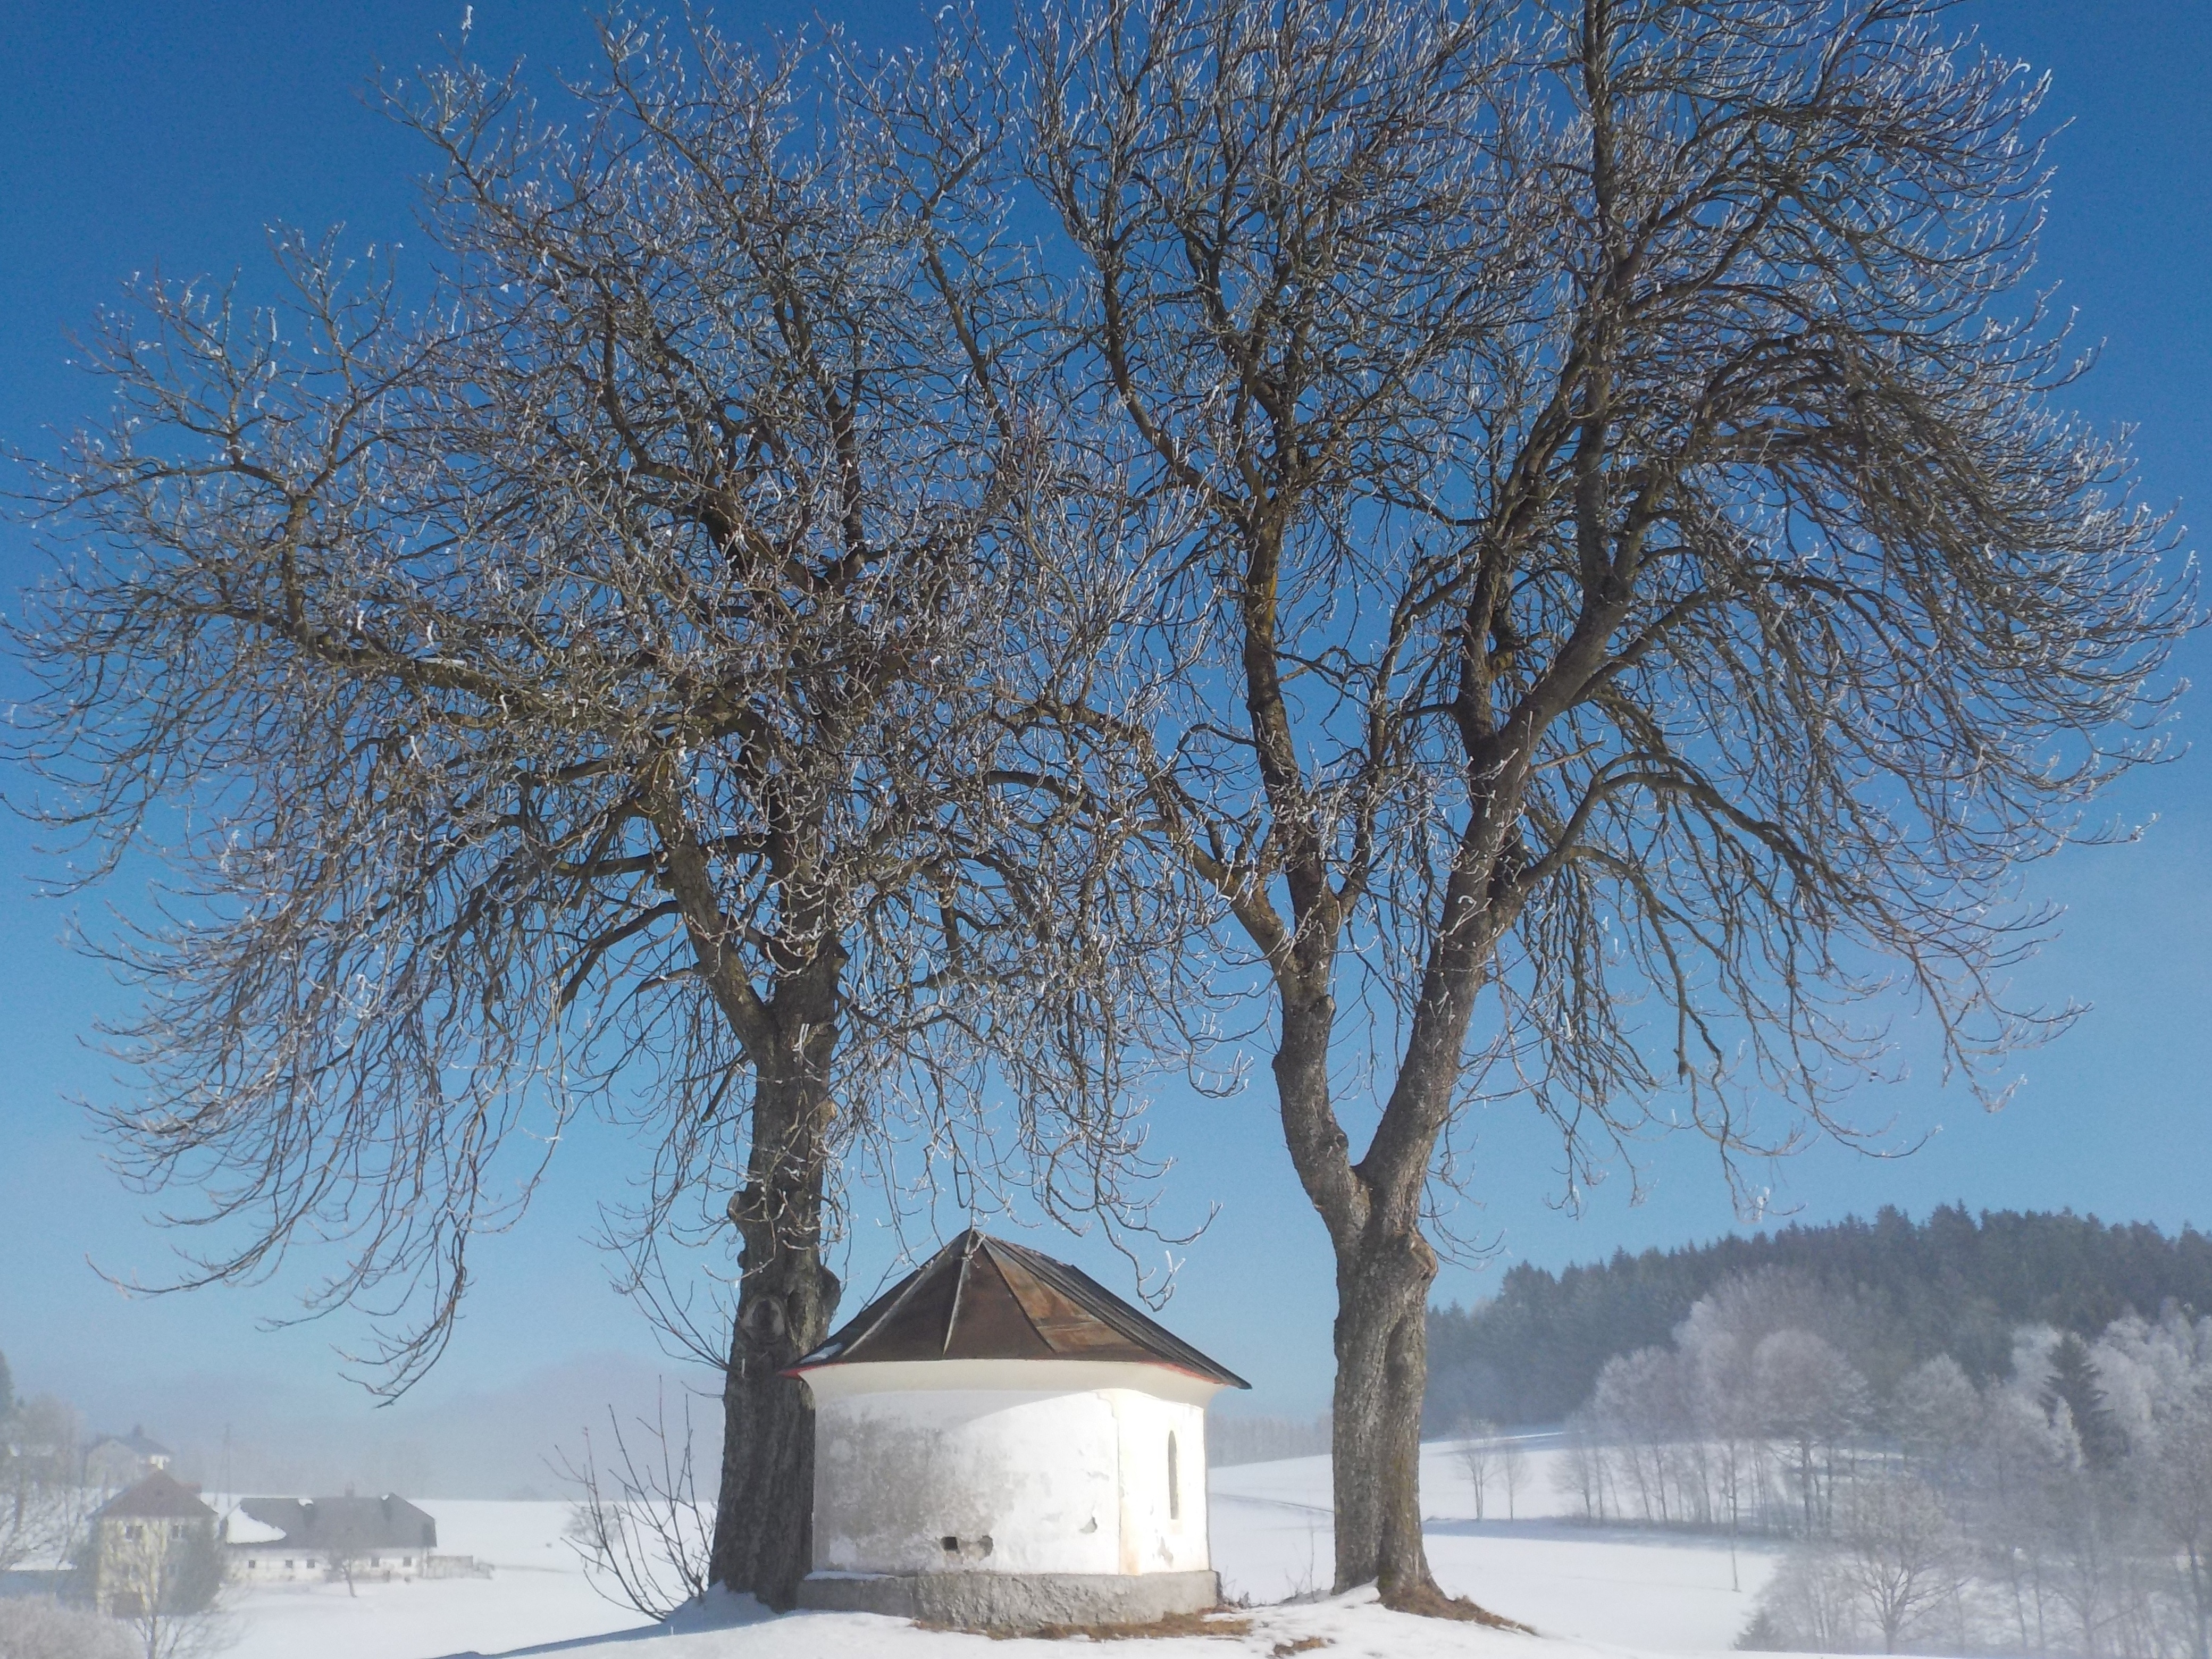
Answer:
806, 1360, 1220, 1579
229, 1547, 430, 1583
1104, 1387, 1211, 1575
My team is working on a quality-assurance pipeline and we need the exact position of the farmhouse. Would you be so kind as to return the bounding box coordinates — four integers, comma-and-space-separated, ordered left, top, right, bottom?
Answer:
227, 1493, 442, 1584
83, 1471, 221, 1618
789, 1229, 1249, 1628
82, 1426, 173, 1490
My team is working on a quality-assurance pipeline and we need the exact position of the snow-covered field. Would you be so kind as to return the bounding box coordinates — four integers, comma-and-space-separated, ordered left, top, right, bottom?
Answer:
1213, 1438, 1781, 1650
214, 1440, 1783, 1659
221, 1500, 644, 1659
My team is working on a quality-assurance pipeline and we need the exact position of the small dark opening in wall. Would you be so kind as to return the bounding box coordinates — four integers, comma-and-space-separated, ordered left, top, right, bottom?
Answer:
941, 1535, 960, 1553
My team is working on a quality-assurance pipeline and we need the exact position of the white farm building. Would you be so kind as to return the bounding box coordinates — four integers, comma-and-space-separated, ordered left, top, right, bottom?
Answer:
789, 1229, 1249, 1628
224, 1493, 443, 1584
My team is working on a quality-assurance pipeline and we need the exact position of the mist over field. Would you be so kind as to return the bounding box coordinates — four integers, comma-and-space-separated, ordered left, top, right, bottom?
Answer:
46, 1354, 715, 1503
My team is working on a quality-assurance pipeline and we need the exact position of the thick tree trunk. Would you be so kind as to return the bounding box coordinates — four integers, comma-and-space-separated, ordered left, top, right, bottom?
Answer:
1279, 912, 1521, 1623
1330, 1226, 1439, 1602
2187, 1541, 2209, 1659
1276, 992, 1486, 1614
706, 1068, 842, 1610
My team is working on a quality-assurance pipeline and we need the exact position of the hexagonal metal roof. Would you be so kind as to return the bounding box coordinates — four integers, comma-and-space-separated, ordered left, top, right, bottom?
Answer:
787, 1229, 1249, 1388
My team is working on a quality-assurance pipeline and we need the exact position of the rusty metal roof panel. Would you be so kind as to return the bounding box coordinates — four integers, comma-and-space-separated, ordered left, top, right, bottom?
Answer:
938, 1245, 1057, 1361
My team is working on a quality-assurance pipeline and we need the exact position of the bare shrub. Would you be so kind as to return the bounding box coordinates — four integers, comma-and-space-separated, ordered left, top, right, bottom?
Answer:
1742, 1547, 1867, 1654
558, 1385, 716, 1621
0, 1600, 134, 1659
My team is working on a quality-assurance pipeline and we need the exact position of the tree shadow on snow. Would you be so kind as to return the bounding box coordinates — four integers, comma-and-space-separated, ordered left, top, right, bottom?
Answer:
429, 1590, 783, 1657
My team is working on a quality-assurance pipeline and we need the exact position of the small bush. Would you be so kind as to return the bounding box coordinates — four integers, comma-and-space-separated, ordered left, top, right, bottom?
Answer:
0, 1597, 133, 1659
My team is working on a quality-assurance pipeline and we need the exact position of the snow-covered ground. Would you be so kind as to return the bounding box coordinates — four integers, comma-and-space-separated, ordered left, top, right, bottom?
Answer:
213, 1439, 1784, 1659
222, 1500, 643, 1659
1214, 1439, 1780, 1650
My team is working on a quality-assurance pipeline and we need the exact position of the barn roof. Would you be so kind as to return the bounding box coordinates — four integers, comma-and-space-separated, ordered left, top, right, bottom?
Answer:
788, 1229, 1249, 1388
88, 1426, 172, 1459
94, 1470, 215, 1522
234, 1494, 437, 1552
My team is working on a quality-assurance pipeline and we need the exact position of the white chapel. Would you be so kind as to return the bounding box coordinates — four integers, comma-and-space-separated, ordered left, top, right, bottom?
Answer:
789, 1229, 1249, 1627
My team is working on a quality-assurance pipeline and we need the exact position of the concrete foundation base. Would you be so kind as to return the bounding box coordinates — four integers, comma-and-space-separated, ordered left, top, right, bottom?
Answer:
797, 1568, 1222, 1628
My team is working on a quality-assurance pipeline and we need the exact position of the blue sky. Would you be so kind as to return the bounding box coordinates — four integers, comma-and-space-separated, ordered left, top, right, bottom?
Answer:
2, 1, 2208, 1447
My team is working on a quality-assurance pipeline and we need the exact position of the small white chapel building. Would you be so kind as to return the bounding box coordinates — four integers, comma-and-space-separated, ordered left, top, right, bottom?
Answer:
789, 1229, 1249, 1628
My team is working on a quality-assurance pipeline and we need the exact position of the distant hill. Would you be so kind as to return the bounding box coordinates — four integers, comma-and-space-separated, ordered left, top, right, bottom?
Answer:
1425, 1204, 2212, 1429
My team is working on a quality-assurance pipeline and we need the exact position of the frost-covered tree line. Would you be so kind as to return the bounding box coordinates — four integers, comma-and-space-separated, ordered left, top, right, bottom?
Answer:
1553, 1271, 2212, 1657
1429, 1206, 2212, 1430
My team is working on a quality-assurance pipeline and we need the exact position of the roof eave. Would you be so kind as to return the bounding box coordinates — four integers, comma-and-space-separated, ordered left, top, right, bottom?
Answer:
781, 1354, 1248, 1389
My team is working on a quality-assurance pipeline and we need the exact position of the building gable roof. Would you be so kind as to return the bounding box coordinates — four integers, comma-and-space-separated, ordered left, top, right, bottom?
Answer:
233, 1495, 437, 1552
94, 1470, 215, 1523
789, 1229, 1249, 1388
87, 1427, 171, 1460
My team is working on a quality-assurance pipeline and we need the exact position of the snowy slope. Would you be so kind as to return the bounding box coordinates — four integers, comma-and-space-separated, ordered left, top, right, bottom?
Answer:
214, 1442, 1783, 1659
1213, 1440, 1779, 1651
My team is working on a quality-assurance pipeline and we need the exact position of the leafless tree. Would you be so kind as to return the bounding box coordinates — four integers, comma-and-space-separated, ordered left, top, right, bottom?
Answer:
1457, 1419, 1498, 1520
1497, 1432, 1526, 1522
1758, 1329, 1869, 1535
1834, 1467, 1967, 1654
2146, 1381, 2212, 1659
1681, 1317, 1758, 1586
558, 1384, 715, 1621
1555, 1412, 1611, 1523
321, 1536, 367, 1598
98, 1523, 231, 1659
1024, 0, 2186, 1612
9, 14, 1184, 1609
1594, 1345, 1692, 1524
1, 1397, 94, 1577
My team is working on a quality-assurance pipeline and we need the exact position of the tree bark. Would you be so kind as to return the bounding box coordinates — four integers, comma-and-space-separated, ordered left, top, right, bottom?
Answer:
2186, 1540, 2208, 1659
1330, 1224, 1439, 1599
706, 1063, 842, 1610
1275, 975, 1478, 1609
1254, 799, 1522, 1613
